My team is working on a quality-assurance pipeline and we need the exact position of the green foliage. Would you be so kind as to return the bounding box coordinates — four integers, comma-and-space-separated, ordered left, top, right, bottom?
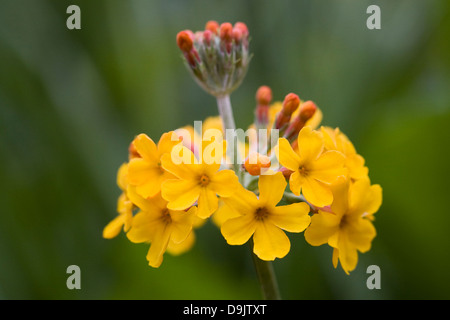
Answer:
0, 0, 449, 299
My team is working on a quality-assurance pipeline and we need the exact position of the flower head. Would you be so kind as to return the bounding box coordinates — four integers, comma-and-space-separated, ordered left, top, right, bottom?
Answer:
221, 172, 311, 260
176, 21, 251, 97
304, 177, 382, 274
126, 189, 196, 268
277, 126, 347, 207
161, 144, 240, 219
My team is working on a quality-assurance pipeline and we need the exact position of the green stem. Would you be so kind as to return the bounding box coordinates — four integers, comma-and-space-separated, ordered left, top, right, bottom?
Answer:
216, 94, 243, 177
249, 239, 281, 300
215, 94, 281, 300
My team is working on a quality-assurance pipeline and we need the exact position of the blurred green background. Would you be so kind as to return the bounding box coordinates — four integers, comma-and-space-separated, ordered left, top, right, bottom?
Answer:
1, 0, 449, 300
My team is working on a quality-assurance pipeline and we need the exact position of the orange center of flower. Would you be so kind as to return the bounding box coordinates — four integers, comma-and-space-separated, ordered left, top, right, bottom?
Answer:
157, 161, 165, 174
255, 207, 270, 221
299, 165, 309, 177
161, 208, 172, 224
199, 175, 210, 186
339, 214, 350, 229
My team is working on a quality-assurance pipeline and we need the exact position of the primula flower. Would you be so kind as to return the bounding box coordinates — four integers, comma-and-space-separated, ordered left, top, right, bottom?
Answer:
126, 188, 196, 268
276, 126, 347, 207
321, 126, 369, 180
161, 144, 240, 219
127, 132, 180, 198
221, 172, 311, 261
103, 163, 133, 239
304, 177, 382, 274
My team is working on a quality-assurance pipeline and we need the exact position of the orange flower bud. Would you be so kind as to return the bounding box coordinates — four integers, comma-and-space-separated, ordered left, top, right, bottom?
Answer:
234, 22, 249, 37
256, 85, 272, 106
205, 20, 220, 34
282, 93, 300, 115
232, 27, 243, 44
280, 167, 294, 179
203, 29, 213, 46
299, 100, 317, 122
244, 153, 271, 176
220, 23, 233, 41
176, 30, 194, 52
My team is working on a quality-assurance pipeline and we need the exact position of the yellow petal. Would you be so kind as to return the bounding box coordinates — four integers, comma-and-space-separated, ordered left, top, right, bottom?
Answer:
212, 199, 241, 227
221, 188, 259, 216
276, 138, 301, 171
270, 202, 311, 233
332, 248, 339, 269
253, 221, 290, 260
197, 187, 219, 219
329, 176, 349, 215
167, 231, 196, 256
336, 232, 359, 274
302, 176, 333, 207
170, 206, 196, 243
146, 223, 172, 268
309, 150, 346, 184
133, 133, 159, 162
162, 179, 201, 211
349, 178, 383, 217
258, 172, 287, 207
116, 163, 128, 191
160, 153, 197, 180
158, 131, 181, 155
209, 169, 240, 197
127, 158, 163, 198
221, 213, 257, 245
103, 215, 126, 239
346, 217, 376, 253
297, 126, 324, 163
304, 210, 341, 246
289, 170, 305, 196
126, 210, 161, 243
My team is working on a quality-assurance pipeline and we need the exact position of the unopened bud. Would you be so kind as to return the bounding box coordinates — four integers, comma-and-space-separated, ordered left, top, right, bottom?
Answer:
176, 30, 194, 52
203, 29, 213, 46
232, 27, 243, 44
282, 93, 300, 115
234, 22, 249, 38
283, 100, 318, 142
274, 93, 300, 131
256, 86, 272, 105
244, 153, 271, 176
299, 100, 317, 122
205, 20, 220, 34
177, 21, 251, 96
279, 167, 293, 179
219, 22, 233, 41
255, 86, 272, 128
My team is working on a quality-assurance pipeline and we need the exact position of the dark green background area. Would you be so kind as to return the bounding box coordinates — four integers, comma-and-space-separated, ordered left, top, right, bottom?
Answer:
1, 0, 449, 299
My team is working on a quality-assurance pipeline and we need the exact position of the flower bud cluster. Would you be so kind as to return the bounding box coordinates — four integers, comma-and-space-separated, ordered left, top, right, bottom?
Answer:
177, 21, 251, 97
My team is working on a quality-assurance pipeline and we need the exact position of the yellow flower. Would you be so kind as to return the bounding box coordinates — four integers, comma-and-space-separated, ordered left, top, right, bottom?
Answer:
304, 177, 382, 274
276, 126, 347, 207
126, 188, 196, 268
161, 144, 240, 219
103, 163, 133, 239
321, 126, 368, 180
127, 132, 180, 198
221, 172, 311, 261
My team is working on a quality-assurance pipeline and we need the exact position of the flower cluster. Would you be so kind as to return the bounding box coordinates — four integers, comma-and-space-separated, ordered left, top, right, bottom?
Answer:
104, 21, 382, 275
